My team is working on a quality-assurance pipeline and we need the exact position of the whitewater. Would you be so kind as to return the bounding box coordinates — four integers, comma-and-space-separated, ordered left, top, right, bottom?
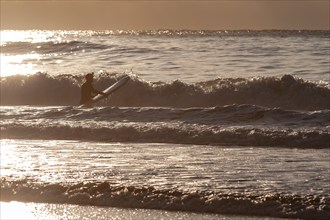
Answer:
1, 30, 330, 219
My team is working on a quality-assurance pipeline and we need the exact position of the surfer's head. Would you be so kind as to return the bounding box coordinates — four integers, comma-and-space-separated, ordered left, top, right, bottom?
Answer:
85, 72, 94, 82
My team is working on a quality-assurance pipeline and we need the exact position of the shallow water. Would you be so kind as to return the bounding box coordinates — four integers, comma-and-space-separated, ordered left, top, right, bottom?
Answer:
2, 140, 329, 195
0, 201, 287, 220
1, 140, 329, 219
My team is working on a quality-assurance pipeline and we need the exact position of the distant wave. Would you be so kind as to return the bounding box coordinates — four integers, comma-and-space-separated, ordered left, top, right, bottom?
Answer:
1, 73, 329, 110
1, 179, 329, 220
1, 30, 328, 55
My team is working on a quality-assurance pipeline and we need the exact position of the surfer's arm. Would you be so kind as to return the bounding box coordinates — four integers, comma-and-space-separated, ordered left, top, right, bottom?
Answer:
92, 87, 106, 96
98, 90, 107, 96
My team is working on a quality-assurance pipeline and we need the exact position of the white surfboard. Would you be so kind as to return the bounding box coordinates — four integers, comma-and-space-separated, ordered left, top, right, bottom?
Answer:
80, 76, 130, 107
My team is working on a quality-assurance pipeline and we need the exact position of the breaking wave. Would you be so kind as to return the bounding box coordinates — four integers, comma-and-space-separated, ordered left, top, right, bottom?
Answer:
1, 179, 329, 220
1, 73, 329, 110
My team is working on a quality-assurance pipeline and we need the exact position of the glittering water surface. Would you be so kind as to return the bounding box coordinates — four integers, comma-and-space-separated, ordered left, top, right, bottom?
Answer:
1, 140, 329, 196
0, 201, 287, 220
1, 30, 329, 82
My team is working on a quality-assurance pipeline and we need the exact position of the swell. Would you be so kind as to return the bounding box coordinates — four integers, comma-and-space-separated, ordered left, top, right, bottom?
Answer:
1, 105, 329, 129
1, 73, 329, 110
1, 121, 329, 148
1, 179, 329, 220
2, 104, 329, 148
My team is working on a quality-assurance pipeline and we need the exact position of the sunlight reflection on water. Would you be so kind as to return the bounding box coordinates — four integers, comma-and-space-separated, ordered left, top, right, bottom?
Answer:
1, 139, 329, 195
0, 201, 285, 220
0, 54, 41, 77
1, 30, 328, 82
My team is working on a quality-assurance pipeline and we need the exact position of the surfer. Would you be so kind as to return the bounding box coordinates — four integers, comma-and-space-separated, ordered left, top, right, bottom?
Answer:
80, 72, 106, 106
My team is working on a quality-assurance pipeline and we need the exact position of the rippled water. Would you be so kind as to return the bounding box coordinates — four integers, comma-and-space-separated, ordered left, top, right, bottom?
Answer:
1, 140, 330, 219
1, 30, 329, 82
2, 140, 329, 195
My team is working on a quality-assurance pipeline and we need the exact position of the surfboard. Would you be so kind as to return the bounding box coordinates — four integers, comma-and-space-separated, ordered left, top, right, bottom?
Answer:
80, 76, 130, 107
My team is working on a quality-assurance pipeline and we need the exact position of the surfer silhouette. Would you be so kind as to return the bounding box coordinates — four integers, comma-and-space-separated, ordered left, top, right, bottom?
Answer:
80, 73, 106, 106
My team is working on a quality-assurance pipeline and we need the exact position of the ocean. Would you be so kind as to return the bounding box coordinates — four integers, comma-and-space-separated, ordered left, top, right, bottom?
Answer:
0, 30, 329, 219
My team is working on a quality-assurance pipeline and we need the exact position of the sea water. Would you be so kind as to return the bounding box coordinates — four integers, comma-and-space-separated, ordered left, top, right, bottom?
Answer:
1, 30, 329, 82
0, 30, 329, 219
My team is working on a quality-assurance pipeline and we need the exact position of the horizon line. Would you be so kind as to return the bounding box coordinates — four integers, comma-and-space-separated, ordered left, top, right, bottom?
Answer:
1, 28, 329, 31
